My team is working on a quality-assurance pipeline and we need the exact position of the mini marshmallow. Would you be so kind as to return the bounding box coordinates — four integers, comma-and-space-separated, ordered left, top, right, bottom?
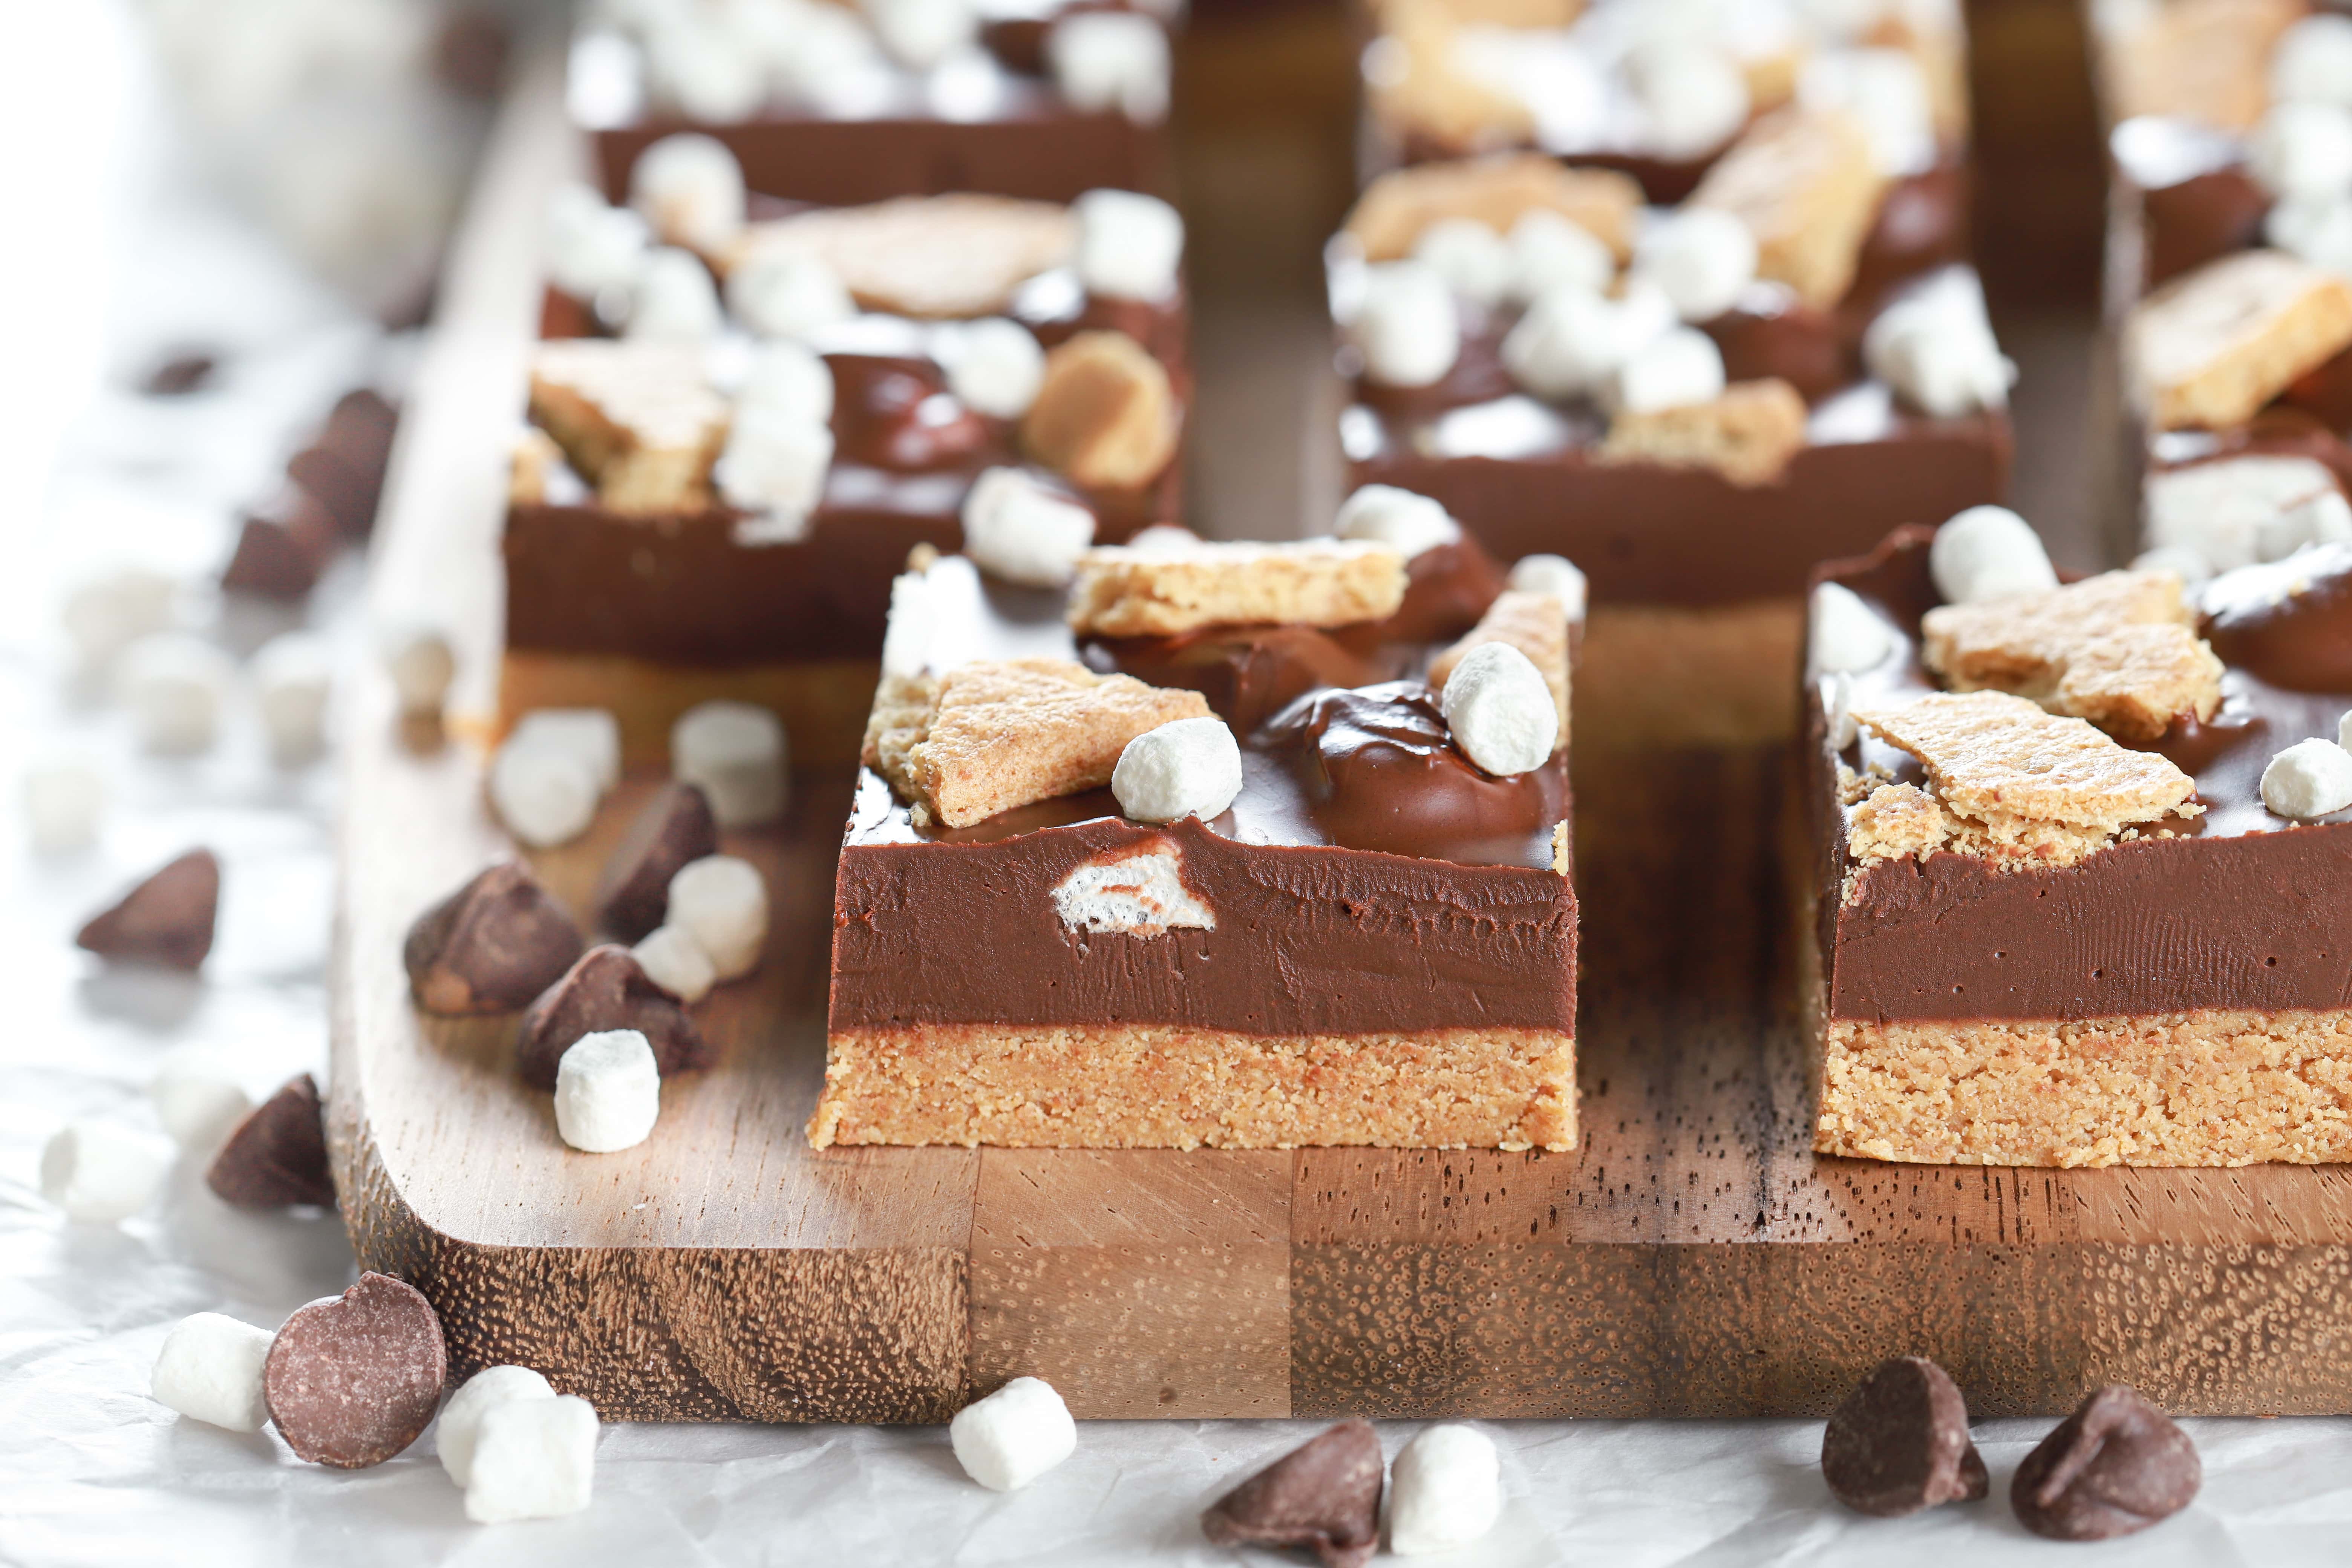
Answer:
1413, 217, 1514, 308
939, 318, 1045, 418
1506, 210, 1615, 303
1799, 47, 1937, 176
667, 855, 769, 980
509, 708, 621, 795
1862, 271, 2015, 418
63, 566, 176, 669
633, 923, 717, 1004
151, 1065, 251, 1150
645, 19, 769, 122
553, 1030, 661, 1153
949, 1377, 1077, 1492
726, 249, 857, 340
1508, 554, 1588, 621
1825, 670, 1860, 752
119, 634, 233, 756
1809, 582, 1891, 675
2133, 544, 2215, 586
672, 701, 788, 828
2262, 736, 2352, 819
865, 0, 977, 71
2145, 455, 2352, 573
545, 182, 651, 305
1126, 524, 1200, 553
714, 409, 835, 539
253, 632, 332, 767
1112, 717, 1244, 824
2248, 101, 2352, 203
384, 625, 456, 718
24, 756, 103, 854
1630, 44, 1750, 160
2265, 193, 2352, 276
465, 1395, 600, 1524
2340, 711, 2352, 754
625, 247, 723, 341
1049, 11, 1170, 121
735, 340, 836, 427
628, 132, 746, 253
1502, 280, 1674, 400
1074, 188, 1185, 303
1441, 642, 1558, 777
1608, 326, 1726, 414
151, 1313, 274, 1432
1929, 505, 2058, 603
1632, 207, 1757, 323
2273, 14, 2352, 110
41, 1120, 172, 1225
1336, 484, 1462, 557
961, 466, 1097, 587
1388, 1424, 1502, 1557
439, 1364, 557, 1487
1354, 261, 1460, 387
489, 736, 599, 849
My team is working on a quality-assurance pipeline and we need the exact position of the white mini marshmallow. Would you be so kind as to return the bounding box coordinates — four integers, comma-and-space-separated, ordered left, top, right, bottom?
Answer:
253, 632, 332, 767
1074, 188, 1185, 303
727, 248, 857, 340
439, 1364, 558, 1487
1632, 207, 1757, 323
1507, 210, 1615, 303
1929, 505, 2057, 603
151, 1313, 274, 1432
2249, 101, 2352, 202
119, 634, 233, 756
384, 625, 456, 718
646, 19, 769, 122
880, 565, 936, 680
1800, 47, 1937, 176
1825, 670, 1860, 751
626, 247, 724, 340
1112, 717, 1243, 824
1502, 280, 1674, 400
465, 1395, 600, 1524
668, 854, 769, 980
554, 1030, 661, 1153
2265, 193, 2352, 276
715, 409, 835, 539
2145, 455, 2352, 573
632, 923, 717, 1004
510, 708, 621, 795
41, 1120, 172, 1225
961, 467, 1097, 587
1413, 217, 1514, 307
2340, 710, 2352, 754
151, 1064, 251, 1150
1126, 524, 1199, 552
2274, 14, 2352, 110
2132, 544, 2215, 586
1054, 845, 1214, 933
1049, 11, 1170, 121
1508, 554, 1588, 621
939, 318, 1046, 418
545, 182, 652, 304
735, 340, 836, 427
490, 736, 599, 849
24, 756, 103, 854
2262, 736, 2352, 818
1809, 582, 1891, 674
865, 0, 976, 70
1631, 44, 1750, 159
949, 1377, 1077, 1492
628, 132, 746, 253
1388, 1424, 1502, 1557
672, 701, 788, 828
1862, 270, 2015, 417
63, 566, 176, 669
1608, 326, 1726, 413
1354, 262, 1460, 387
1336, 484, 1461, 557
1441, 642, 1558, 776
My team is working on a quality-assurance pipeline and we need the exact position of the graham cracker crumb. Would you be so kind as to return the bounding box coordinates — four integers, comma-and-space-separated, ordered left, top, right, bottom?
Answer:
528, 340, 727, 514
2100, 0, 2302, 132
1597, 378, 1809, 487
2128, 249, 2352, 432
1428, 589, 1571, 745
724, 193, 1076, 319
1845, 781, 1957, 867
1066, 539, 1409, 637
1021, 330, 1180, 492
1691, 108, 1888, 310
1344, 150, 1641, 262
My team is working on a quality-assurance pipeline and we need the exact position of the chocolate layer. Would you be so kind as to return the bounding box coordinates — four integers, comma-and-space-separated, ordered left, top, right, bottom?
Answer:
2110, 115, 2268, 291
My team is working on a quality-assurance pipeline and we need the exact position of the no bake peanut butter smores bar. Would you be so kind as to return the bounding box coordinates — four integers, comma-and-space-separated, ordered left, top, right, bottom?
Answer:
1806, 507, 2352, 1167
814, 494, 1585, 1150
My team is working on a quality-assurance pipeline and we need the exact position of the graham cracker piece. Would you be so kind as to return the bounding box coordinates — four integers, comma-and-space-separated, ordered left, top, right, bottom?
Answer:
509, 427, 563, 507
2101, 0, 2303, 132
1922, 568, 2224, 741
1427, 590, 1571, 746
725, 194, 1076, 320
1597, 378, 1809, 487
1845, 781, 1959, 867
1067, 539, 1409, 637
527, 340, 727, 514
1690, 109, 1889, 310
1022, 330, 1180, 492
1363, 0, 1535, 158
2127, 249, 2352, 432
1344, 152, 1640, 262
862, 658, 1210, 829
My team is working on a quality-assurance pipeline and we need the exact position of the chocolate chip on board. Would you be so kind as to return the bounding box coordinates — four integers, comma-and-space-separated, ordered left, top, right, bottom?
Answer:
514, 945, 713, 1089
2012, 1385, 2201, 1541
403, 861, 584, 1015
1201, 1419, 1383, 1568
263, 1272, 447, 1469
76, 849, 219, 970
207, 1073, 336, 1209
141, 352, 216, 396
1822, 1356, 1988, 1516
593, 782, 719, 942
219, 505, 334, 600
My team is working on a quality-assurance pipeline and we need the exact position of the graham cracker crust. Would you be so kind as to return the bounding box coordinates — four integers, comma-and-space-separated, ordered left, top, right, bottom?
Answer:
499, 650, 879, 769
1574, 599, 1802, 751
810, 1023, 1578, 1151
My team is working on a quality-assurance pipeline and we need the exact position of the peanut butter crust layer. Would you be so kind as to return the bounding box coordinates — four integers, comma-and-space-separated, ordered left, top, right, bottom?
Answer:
811, 1023, 1577, 1152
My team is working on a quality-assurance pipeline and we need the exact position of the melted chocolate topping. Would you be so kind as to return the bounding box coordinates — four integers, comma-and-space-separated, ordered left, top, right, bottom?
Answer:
2202, 543, 2352, 692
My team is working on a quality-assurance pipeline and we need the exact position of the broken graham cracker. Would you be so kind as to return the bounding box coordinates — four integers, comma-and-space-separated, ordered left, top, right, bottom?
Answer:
2127, 249, 2352, 432
1691, 108, 1888, 311
1067, 539, 1408, 637
1021, 330, 1180, 492
2101, 0, 2302, 132
1922, 569, 2224, 741
863, 658, 1211, 829
1598, 378, 1808, 487
527, 340, 728, 514
1428, 589, 1571, 744
1361, 0, 1535, 159
1344, 150, 1640, 262
724, 194, 1076, 319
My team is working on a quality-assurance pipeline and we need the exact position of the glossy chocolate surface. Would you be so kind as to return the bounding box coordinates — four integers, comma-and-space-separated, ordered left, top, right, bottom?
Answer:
2110, 115, 2268, 291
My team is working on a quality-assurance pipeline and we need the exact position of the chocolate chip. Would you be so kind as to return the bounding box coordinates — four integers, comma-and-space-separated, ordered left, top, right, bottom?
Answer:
403, 861, 584, 1015
142, 352, 216, 397
219, 500, 335, 600
1822, 1356, 1987, 1516
514, 944, 712, 1089
289, 389, 397, 539
2012, 1385, 2200, 1541
76, 849, 219, 970
594, 783, 719, 942
1201, 1418, 1383, 1568
263, 1272, 446, 1468
207, 1073, 335, 1208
